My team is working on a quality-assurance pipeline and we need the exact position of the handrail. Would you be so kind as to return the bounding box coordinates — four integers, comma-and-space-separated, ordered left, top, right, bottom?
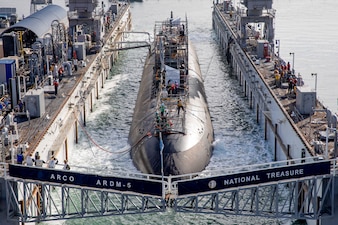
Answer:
3, 157, 336, 181
173, 157, 337, 180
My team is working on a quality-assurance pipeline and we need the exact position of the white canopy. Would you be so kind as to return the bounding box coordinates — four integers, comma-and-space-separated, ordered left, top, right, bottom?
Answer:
165, 65, 180, 86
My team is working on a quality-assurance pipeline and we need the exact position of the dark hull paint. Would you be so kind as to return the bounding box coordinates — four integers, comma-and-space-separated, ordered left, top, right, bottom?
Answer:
129, 21, 214, 176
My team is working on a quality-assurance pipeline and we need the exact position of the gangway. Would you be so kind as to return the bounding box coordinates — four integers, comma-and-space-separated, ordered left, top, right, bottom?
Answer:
105, 31, 152, 52
1, 158, 336, 223
175, 174, 333, 219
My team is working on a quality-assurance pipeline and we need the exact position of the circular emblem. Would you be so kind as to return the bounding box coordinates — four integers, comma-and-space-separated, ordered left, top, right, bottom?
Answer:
208, 180, 217, 189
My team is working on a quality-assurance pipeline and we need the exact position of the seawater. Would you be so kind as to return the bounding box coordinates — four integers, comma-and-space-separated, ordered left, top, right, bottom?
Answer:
64, 1, 277, 224
273, 0, 338, 112
1, 0, 337, 224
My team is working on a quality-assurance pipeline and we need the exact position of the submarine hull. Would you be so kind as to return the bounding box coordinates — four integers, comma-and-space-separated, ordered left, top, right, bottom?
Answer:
128, 15, 214, 176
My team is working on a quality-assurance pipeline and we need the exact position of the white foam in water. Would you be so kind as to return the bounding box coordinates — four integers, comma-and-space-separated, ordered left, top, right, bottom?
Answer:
13, 0, 297, 224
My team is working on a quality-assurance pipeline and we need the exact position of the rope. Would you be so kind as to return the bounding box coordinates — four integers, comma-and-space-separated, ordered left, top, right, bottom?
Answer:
74, 111, 130, 155
73, 111, 152, 157
85, 130, 96, 157
201, 47, 216, 81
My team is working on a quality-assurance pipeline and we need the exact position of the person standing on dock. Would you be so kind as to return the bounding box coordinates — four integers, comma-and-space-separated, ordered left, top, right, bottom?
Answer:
25, 153, 35, 166
52, 64, 58, 78
17, 100, 24, 112
53, 79, 59, 96
16, 151, 24, 164
48, 156, 58, 169
63, 160, 70, 170
58, 66, 64, 81
35, 151, 40, 160
274, 70, 281, 88
35, 155, 45, 167
288, 77, 293, 94
73, 58, 78, 72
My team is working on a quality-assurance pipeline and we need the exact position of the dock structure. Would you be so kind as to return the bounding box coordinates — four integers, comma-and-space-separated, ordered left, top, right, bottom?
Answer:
0, 1, 338, 224
0, 2, 132, 224
0, 2, 131, 163
1, 157, 337, 223
213, 0, 336, 160
212, 0, 338, 224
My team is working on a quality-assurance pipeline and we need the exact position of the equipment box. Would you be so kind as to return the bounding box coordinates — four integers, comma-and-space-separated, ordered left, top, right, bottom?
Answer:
24, 88, 45, 118
296, 86, 316, 115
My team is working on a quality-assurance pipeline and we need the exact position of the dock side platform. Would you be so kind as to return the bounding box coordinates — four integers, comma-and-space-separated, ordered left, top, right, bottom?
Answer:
212, 1, 338, 224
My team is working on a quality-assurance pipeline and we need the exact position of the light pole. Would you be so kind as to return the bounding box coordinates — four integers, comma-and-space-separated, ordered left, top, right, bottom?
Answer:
311, 73, 318, 106
275, 40, 280, 58
311, 73, 317, 93
289, 52, 295, 74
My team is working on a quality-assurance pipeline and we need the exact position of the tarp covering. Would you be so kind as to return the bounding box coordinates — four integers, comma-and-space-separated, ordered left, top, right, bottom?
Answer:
165, 65, 180, 86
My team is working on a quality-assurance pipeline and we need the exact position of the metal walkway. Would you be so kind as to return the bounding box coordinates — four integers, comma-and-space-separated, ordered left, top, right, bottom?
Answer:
1, 157, 336, 223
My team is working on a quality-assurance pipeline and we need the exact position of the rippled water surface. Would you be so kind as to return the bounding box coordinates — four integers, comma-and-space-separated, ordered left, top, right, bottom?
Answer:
65, 1, 277, 224
2, 0, 335, 224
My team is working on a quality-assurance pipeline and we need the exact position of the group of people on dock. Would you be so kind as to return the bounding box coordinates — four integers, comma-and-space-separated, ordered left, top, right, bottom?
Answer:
49, 55, 80, 96
17, 150, 70, 170
274, 61, 303, 95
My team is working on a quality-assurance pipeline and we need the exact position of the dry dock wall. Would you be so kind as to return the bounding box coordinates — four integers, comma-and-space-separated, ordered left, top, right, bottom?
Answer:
31, 6, 131, 167
212, 4, 337, 225
212, 7, 312, 162
0, 5, 133, 225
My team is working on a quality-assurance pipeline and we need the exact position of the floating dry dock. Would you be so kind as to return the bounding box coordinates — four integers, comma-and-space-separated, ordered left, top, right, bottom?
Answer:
213, 0, 336, 161
0, 2, 131, 170
0, 1, 131, 223
0, 1, 337, 224
213, 0, 338, 224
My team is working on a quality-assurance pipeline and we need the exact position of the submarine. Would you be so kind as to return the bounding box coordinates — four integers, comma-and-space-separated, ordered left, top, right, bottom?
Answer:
128, 12, 214, 176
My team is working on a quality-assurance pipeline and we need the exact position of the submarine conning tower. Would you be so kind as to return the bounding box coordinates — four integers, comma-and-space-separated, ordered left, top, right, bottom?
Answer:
233, 0, 275, 49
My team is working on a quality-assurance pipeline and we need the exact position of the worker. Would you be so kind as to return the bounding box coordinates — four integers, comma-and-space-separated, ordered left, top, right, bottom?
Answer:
177, 98, 184, 115
25, 153, 35, 166
35, 155, 45, 167
53, 79, 59, 95
63, 160, 70, 170
47, 156, 58, 169
160, 103, 166, 117
17, 151, 24, 164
